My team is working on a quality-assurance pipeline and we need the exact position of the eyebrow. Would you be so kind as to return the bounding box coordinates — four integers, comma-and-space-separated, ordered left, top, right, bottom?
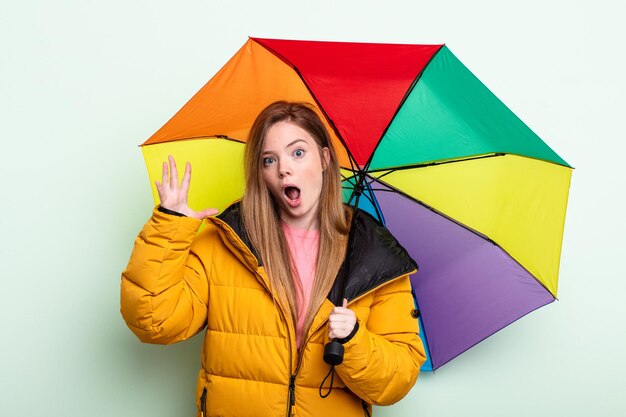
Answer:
262, 139, 307, 154
286, 139, 306, 148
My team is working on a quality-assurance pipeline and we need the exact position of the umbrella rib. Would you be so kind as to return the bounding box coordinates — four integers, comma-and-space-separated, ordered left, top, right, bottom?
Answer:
367, 187, 400, 193
355, 185, 381, 213
372, 153, 506, 179
343, 173, 386, 223
370, 152, 573, 176
372, 176, 495, 242
141, 135, 246, 147
362, 44, 446, 170
365, 176, 385, 223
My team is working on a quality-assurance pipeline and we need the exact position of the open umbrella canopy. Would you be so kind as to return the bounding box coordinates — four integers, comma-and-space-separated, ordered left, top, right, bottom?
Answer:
140, 37, 572, 371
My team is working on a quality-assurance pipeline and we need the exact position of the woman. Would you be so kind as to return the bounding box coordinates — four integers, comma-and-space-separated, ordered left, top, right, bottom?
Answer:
121, 101, 426, 416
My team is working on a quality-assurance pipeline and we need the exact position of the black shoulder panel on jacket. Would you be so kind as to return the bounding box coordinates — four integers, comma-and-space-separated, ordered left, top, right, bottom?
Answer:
217, 202, 262, 266
327, 209, 418, 305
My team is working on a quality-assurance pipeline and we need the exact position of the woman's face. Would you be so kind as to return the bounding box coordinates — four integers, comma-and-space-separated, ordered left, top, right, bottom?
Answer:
261, 121, 330, 230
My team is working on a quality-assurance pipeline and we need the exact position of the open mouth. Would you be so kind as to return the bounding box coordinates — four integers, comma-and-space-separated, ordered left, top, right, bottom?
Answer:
284, 186, 301, 201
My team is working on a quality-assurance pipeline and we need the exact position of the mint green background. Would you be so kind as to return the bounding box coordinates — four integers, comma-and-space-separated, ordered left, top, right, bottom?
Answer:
1, 1, 624, 416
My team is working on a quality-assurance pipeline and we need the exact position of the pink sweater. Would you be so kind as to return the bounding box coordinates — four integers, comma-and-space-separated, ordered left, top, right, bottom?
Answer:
281, 223, 319, 349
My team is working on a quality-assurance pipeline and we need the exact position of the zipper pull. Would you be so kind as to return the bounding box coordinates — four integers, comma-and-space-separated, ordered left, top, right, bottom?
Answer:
288, 374, 296, 416
200, 387, 207, 417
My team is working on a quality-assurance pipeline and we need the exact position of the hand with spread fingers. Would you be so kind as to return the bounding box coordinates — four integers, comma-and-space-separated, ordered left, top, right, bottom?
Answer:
155, 155, 219, 219
328, 298, 357, 340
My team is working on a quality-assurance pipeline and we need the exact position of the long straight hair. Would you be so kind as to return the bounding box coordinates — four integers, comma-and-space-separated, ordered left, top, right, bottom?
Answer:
241, 101, 350, 348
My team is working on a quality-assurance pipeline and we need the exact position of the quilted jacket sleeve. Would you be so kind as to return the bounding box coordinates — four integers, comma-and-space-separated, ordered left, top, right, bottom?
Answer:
120, 207, 212, 344
335, 274, 426, 405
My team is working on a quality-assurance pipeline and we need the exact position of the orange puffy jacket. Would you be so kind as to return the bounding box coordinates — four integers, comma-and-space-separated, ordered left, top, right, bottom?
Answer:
121, 203, 426, 417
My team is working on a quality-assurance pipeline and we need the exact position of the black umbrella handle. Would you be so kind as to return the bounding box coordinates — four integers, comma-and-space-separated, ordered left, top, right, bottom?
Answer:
323, 340, 345, 366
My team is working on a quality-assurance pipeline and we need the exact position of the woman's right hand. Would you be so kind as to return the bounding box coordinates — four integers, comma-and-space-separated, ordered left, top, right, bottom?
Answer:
155, 155, 219, 219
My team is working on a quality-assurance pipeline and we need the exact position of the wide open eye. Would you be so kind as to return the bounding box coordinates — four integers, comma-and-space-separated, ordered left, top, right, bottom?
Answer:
262, 156, 275, 166
293, 148, 305, 158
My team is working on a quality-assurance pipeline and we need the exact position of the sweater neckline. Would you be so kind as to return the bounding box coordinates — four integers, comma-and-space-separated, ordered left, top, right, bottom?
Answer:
281, 222, 320, 239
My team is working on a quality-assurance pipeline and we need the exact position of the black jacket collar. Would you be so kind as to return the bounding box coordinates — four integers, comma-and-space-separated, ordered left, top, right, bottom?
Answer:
217, 202, 418, 304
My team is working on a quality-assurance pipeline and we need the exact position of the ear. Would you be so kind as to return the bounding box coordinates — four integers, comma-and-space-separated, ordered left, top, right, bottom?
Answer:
321, 147, 330, 170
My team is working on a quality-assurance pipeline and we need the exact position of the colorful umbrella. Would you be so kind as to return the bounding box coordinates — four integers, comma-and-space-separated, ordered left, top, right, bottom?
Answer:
140, 38, 572, 371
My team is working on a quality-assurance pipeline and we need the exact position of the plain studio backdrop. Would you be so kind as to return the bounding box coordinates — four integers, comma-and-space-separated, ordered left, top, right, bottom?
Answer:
1, 1, 624, 416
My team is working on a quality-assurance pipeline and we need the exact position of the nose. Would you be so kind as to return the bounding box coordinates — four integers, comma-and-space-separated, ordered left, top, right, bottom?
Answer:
278, 161, 292, 177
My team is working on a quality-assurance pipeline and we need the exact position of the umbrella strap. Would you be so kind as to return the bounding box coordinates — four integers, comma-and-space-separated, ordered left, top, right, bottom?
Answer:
318, 366, 372, 417
318, 365, 336, 398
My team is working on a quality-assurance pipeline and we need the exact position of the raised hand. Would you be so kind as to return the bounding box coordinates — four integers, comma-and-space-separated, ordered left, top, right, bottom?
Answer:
155, 155, 219, 219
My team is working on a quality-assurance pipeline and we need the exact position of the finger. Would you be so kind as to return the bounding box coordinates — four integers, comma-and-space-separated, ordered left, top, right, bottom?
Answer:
161, 162, 169, 190
168, 155, 179, 189
330, 318, 353, 329
197, 208, 219, 219
180, 162, 191, 195
342, 298, 348, 308
155, 180, 163, 200
332, 307, 354, 316
329, 317, 350, 328
329, 320, 355, 335
329, 329, 347, 340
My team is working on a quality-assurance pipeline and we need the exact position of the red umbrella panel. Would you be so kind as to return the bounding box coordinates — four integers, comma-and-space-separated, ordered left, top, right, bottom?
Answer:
141, 38, 572, 371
